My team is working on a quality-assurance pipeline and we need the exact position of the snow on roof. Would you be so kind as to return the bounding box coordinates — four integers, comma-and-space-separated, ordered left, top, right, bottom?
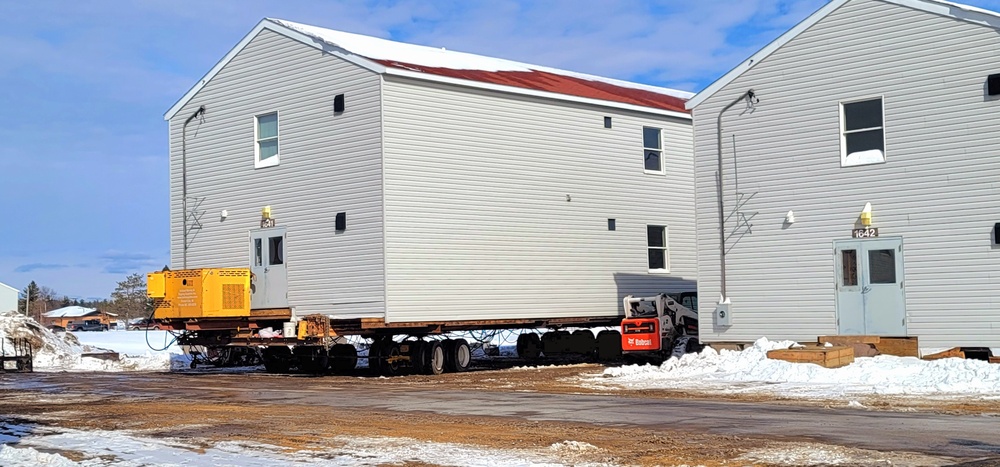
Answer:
687, 0, 1000, 110
43, 306, 99, 318
268, 19, 691, 113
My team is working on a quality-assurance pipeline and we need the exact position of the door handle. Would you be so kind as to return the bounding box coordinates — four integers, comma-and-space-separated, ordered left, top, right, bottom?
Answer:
861, 286, 871, 294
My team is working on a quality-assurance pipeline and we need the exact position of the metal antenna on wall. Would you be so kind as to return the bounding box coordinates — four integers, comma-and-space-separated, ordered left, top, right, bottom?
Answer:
185, 196, 207, 251
724, 134, 758, 254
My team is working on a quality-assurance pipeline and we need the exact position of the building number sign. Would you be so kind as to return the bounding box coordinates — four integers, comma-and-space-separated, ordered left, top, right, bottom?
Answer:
261, 218, 276, 228
851, 228, 879, 238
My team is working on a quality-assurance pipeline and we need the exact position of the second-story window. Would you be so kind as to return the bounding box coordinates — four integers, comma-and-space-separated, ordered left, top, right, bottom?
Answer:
255, 111, 280, 168
643, 127, 663, 173
840, 97, 885, 167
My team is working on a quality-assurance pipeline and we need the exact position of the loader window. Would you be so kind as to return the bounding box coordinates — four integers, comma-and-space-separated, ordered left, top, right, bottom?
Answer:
647, 225, 669, 272
268, 236, 284, 265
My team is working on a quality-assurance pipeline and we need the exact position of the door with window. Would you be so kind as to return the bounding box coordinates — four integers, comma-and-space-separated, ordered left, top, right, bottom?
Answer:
249, 227, 288, 309
834, 238, 906, 335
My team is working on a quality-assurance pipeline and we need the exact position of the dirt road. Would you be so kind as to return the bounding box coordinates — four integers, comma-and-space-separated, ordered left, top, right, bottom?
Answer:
2, 366, 998, 466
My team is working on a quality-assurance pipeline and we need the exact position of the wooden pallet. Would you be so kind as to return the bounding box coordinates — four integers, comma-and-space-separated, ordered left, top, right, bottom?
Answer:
817, 336, 919, 357
767, 344, 855, 368
922, 347, 965, 360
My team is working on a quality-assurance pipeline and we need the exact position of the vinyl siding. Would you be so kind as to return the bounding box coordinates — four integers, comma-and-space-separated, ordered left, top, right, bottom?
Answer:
168, 29, 386, 318
692, 0, 1000, 347
382, 76, 695, 323
0, 284, 17, 314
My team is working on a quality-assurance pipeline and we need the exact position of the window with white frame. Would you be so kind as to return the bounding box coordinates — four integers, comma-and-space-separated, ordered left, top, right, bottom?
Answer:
255, 112, 279, 168
643, 127, 663, 173
647, 225, 669, 272
840, 97, 885, 167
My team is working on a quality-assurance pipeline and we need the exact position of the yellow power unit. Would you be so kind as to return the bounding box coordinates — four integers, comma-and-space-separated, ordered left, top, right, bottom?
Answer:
147, 268, 251, 319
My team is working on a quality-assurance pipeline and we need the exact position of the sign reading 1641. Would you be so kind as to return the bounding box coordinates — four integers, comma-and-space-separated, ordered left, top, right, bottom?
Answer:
852, 227, 879, 238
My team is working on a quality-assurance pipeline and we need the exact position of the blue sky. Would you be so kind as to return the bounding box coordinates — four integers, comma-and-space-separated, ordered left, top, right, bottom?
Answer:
3, 0, 1000, 299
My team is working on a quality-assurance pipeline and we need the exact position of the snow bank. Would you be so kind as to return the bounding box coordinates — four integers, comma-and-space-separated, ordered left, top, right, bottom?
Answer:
597, 337, 1000, 398
0, 312, 188, 372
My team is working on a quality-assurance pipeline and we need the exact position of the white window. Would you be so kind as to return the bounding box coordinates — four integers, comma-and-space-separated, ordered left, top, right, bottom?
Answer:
647, 225, 669, 272
643, 127, 663, 173
255, 111, 279, 168
840, 97, 885, 167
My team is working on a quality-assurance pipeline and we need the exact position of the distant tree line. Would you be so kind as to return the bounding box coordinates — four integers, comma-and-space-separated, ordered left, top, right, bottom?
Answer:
18, 273, 152, 325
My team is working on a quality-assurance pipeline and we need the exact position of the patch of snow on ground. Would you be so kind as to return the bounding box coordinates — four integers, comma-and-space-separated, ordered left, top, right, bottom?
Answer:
593, 337, 1000, 399
738, 443, 946, 466
0, 420, 611, 467
0, 312, 189, 372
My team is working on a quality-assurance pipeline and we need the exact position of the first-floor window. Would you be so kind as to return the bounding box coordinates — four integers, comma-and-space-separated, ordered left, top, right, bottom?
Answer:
647, 225, 669, 272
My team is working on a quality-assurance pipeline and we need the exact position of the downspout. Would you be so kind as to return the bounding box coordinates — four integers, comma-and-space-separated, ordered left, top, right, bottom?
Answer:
181, 105, 206, 269
715, 90, 755, 302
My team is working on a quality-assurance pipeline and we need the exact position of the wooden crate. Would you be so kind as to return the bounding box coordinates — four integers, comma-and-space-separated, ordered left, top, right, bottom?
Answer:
817, 335, 920, 358
767, 345, 855, 368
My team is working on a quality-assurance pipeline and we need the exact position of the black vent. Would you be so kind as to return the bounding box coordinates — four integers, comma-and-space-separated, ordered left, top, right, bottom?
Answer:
334, 94, 345, 113
336, 212, 347, 232
989, 74, 1000, 96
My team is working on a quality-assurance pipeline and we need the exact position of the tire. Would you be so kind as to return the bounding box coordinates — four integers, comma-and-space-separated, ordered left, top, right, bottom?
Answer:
328, 344, 358, 374
516, 333, 542, 360
423, 341, 445, 375
263, 346, 292, 374
407, 340, 426, 374
570, 330, 597, 357
293, 346, 328, 375
382, 341, 403, 376
445, 339, 471, 373
596, 330, 622, 362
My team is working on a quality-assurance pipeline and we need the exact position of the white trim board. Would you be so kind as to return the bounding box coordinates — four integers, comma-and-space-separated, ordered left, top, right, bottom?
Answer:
686, 0, 1000, 110
0, 282, 18, 293
164, 19, 690, 121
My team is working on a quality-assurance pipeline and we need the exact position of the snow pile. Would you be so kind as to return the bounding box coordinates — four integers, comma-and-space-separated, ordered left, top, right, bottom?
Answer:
596, 337, 1000, 398
0, 312, 187, 372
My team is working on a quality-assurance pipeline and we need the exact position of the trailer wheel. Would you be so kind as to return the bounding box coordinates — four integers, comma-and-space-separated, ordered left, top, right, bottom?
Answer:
408, 340, 426, 374
263, 346, 292, 374
368, 338, 387, 375
423, 341, 445, 375
516, 333, 542, 360
383, 341, 404, 376
445, 339, 471, 372
596, 330, 622, 362
570, 330, 597, 357
294, 346, 329, 375
328, 344, 357, 374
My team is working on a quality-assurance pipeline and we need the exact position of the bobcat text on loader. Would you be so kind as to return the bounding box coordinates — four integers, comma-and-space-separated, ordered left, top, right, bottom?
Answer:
146, 267, 699, 376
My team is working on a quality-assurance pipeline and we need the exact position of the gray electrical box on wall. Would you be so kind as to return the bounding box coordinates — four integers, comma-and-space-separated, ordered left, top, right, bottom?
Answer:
715, 302, 732, 326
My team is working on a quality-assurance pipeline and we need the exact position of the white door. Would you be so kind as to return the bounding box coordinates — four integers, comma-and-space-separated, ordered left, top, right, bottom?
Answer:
249, 227, 288, 309
834, 237, 906, 335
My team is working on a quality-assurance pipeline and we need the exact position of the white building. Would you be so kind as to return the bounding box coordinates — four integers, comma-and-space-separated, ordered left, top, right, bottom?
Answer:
166, 19, 697, 324
687, 0, 1000, 349
0, 282, 17, 314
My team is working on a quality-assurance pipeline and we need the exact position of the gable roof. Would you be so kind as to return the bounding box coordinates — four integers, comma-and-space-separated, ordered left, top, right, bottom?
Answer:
0, 282, 17, 293
43, 306, 99, 318
165, 19, 692, 121
686, 0, 1000, 110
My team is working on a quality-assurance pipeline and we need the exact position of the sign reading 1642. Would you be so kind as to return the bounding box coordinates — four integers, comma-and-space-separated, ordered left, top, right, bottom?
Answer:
852, 227, 879, 238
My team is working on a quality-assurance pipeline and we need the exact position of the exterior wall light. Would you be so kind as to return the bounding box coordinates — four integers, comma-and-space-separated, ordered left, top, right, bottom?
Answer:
860, 202, 873, 226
